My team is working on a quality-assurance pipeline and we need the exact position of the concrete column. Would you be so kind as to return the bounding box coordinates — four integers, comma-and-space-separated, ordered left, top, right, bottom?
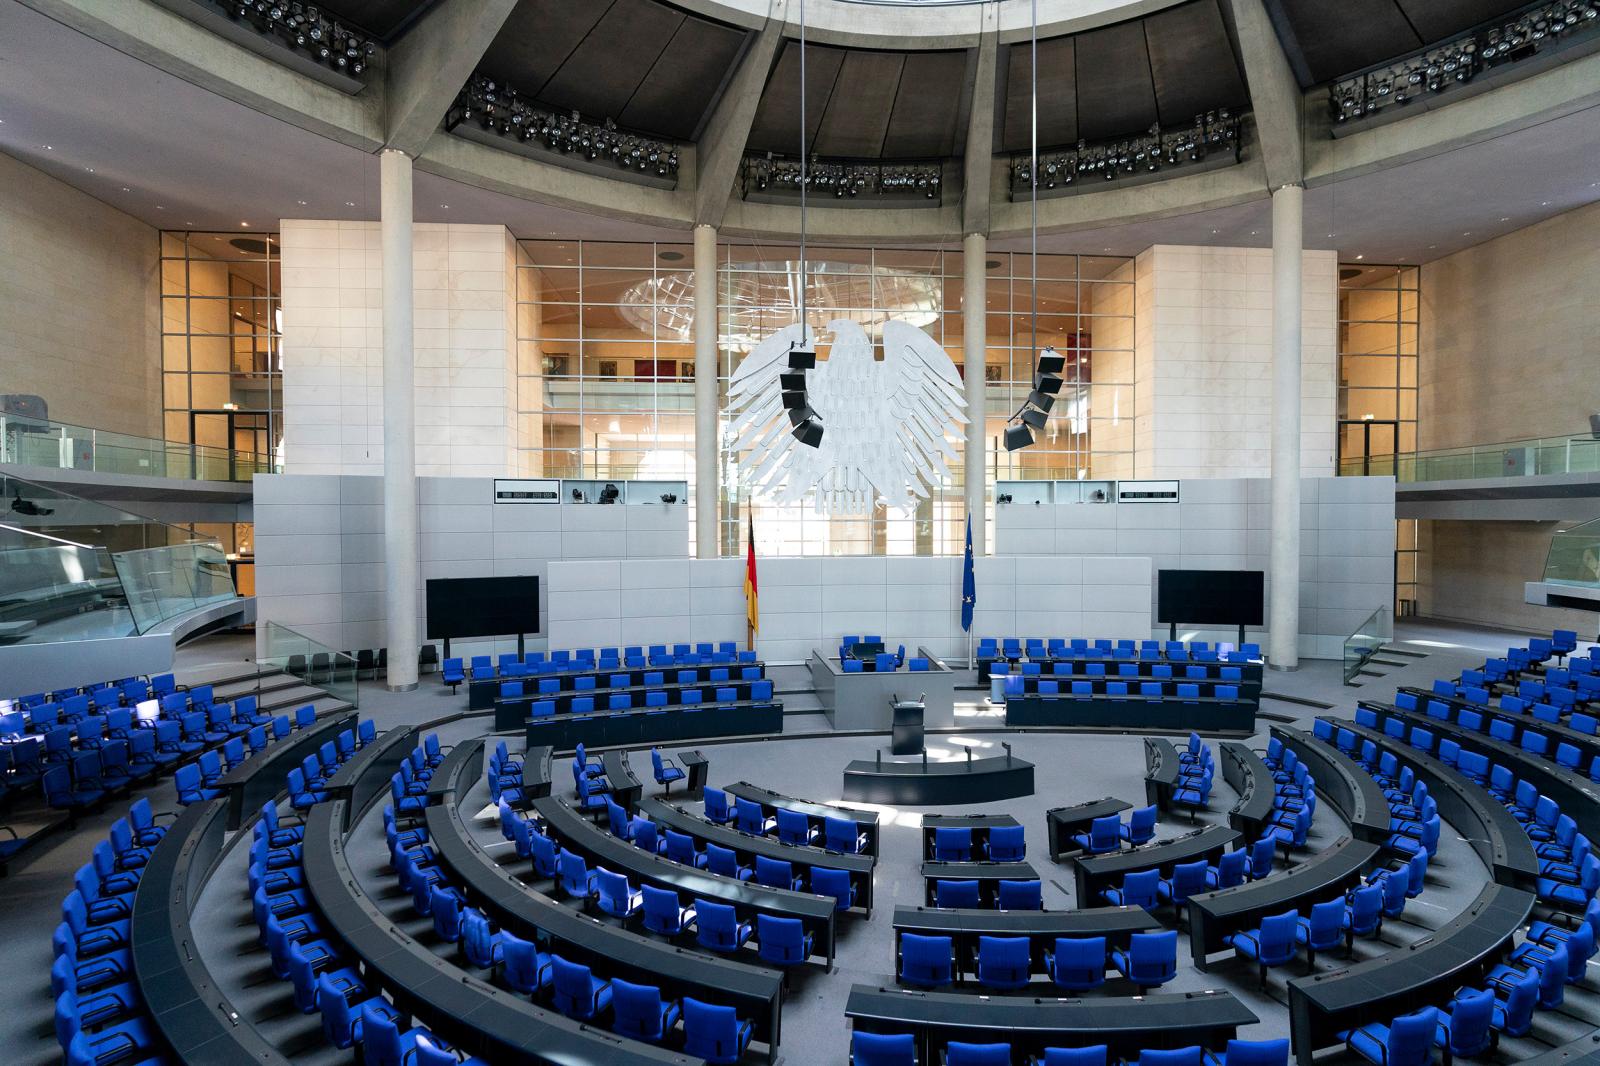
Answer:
380, 148, 420, 690
693, 223, 719, 558
962, 232, 988, 556
1268, 183, 1303, 670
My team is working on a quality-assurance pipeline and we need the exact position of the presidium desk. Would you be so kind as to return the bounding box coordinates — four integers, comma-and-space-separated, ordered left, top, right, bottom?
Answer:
808, 647, 957, 732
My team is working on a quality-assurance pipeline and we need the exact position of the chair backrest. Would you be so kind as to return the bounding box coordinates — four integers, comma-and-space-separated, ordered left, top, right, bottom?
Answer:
1122, 869, 1160, 906
696, 899, 737, 941
988, 824, 1025, 860
1129, 929, 1177, 975
1386, 1008, 1440, 1064
934, 879, 980, 908
997, 879, 1042, 910
934, 826, 972, 860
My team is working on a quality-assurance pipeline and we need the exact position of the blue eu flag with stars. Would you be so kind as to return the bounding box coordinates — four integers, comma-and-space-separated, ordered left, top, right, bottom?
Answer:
961, 515, 976, 633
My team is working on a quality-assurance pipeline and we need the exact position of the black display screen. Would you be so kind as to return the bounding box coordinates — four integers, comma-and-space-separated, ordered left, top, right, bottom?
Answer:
1157, 569, 1264, 626
425, 576, 540, 639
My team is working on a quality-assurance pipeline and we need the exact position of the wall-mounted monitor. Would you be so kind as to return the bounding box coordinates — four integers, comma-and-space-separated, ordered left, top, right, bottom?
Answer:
425, 575, 540, 640
1157, 569, 1264, 627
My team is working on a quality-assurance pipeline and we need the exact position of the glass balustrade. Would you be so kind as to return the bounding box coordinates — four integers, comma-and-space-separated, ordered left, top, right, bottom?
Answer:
259, 621, 360, 708
1339, 433, 1600, 483
0, 415, 278, 482
0, 473, 237, 645
1543, 518, 1600, 590
1342, 604, 1392, 686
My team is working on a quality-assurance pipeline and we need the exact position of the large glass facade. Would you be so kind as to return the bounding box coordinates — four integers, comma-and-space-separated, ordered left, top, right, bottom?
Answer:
1337, 264, 1419, 472
160, 231, 283, 468
515, 240, 1136, 556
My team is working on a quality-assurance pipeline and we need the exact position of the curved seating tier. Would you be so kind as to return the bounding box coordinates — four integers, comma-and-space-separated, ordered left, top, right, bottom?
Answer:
722, 782, 882, 857
1074, 825, 1240, 905
1270, 726, 1392, 842
892, 904, 1162, 986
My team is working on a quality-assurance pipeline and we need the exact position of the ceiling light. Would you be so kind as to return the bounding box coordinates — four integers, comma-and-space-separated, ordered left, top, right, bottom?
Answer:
440, 204, 449, 209
1355, 254, 1364, 260
296, 200, 307, 206
42, 145, 52, 150
85, 167, 93, 173
345, 201, 355, 206
121, 186, 130, 192
240, 221, 250, 227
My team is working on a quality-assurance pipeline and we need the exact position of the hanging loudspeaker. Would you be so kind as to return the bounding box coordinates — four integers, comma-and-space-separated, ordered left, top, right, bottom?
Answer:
1020, 407, 1048, 430
1036, 350, 1066, 375
1004, 424, 1034, 451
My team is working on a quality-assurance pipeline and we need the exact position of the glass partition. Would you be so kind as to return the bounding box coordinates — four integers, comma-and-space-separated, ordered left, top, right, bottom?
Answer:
1543, 518, 1600, 589
259, 621, 359, 709
1342, 604, 1393, 686
0, 473, 236, 644
1339, 433, 1600, 482
0, 415, 276, 482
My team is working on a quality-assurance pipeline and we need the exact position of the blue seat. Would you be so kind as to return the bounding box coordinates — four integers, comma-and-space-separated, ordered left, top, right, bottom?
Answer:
1129, 1049, 1203, 1066
977, 934, 1032, 990
826, 816, 869, 854
694, 899, 752, 954
1037, 1045, 1110, 1066
1341, 1006, 1438, 1066
611, 978, 681, 1043
755, 854, 803, 891
1434, 988, 1495, 1061
1101, 869, 1159, 909
1121, 805, 1157, 845
934, 879, 980, 908
933, 827, 972, 862
558, 849, 597, 900
986, 824, 1025, 862
997, 879, 1042, 910
756, 913, 813, 967
550, 954, 611, 1021
595, 868, 642, 919
1044, 935, 1105, 990
665, 830, 708, 869
1073, 815, 1122, 855
776, 808, 818, 846
1207, 849, 1249, 890
945, 1041, 1013, 1065
1296, 899, 1345, 966
703, 788, 734, 824
852, 1031, 918, 1066
735, 797, 776, 836
1157, 860, 1208, 912
899, 932, 955, 987
641, 884, 695, 936
682, 997, 754, 1065
1211, 1040, 1289, 1066
706, 843, 752, 881
811, 866, 857, 912
1229, 910, 1299, 986
1111, 929, 1177, 988
651, 749, 685, 792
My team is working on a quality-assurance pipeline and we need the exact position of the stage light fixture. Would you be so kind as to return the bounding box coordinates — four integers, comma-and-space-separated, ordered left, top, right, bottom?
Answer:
1011, 112, 1238, 197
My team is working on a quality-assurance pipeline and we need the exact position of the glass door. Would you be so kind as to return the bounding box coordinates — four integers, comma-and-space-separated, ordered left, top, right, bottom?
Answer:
190, 409, 271, 479
1339, 419, 1399, 476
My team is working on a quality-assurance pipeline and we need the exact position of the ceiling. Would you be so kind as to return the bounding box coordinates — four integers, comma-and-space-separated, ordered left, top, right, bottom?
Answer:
320, 0, 437, 41
746, 42, 971, 159
1001, 0, 1250, 151
477, 0, 752, 141
0, 0, 1597, 265
1264, 0, 1530, 86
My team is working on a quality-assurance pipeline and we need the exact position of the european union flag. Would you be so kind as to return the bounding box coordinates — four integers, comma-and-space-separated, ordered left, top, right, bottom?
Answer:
961, 515, 976, 633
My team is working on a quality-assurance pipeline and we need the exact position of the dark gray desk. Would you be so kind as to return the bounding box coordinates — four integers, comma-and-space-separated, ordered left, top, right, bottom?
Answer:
524, 698, 782, 751
811, 647, 956, 731
842, 753, 1035, 805
893, 904, 1162, 978
1074, 824, 1239, 906
531, 793, 838, 966
1518, 1033, 1600, 1066
496, 677, 774, 731
520, 745, 554, 801
725, 781, 881, 858
323, 722, 418, 831
131, 798, 293, 1065
638, 794, 877, 913
1005, 693, 1256, 734
1188, 836, 1382, 970
424, 741, 785, 1053
978, 655, 1265, 686
1272, 725, 1391, 842
304, 801, 692, 1065
921, 860, 1039, 906
215, 710, 355, 830
602, 749, 644, 812
1046, 797, 1133, 861
921, 813, 1021, 860
1286, 881, 1534, 1065
1220, 742, 1275, 841
678, 750, 708, 794
845, 985, 1258, 1062
1144, 737, 1183, 811
1335, 719, 1541, 888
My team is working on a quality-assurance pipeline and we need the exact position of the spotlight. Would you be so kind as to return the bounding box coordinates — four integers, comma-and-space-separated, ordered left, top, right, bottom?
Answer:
570, 488, 585, 503
1003, 424, 1033, 451
996, 493, 1014, 505
660, 493, 678, 504
10, 491, 54, 516
599, 483, 620, 504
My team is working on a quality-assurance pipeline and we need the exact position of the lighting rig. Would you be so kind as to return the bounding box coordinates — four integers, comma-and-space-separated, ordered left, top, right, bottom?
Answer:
1329, 0, 1599, 125
448, 75, 680, 179
1009, 111, 1241, 194
743, 154, 943, 200
225, 2, 374, 74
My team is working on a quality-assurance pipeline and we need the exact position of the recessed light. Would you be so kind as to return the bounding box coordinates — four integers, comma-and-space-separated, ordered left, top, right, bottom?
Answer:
1327, 233, 1335, 238
42, 144, 52, 150
1540, 201, 1550, 206
1462, 231, 1471, 236
85, 167, 94, 173
1210, 229, 1218, 235
121, 186, 130, 192
155, 205, 164, 210
1499, 217, 1510, 221
296, 200, 307, 206
240, 221, 250, 227
1249, 230, 1259, 236
440, 204, 449, 209
1355, 254, 1364, 260
345, 201, 355, 207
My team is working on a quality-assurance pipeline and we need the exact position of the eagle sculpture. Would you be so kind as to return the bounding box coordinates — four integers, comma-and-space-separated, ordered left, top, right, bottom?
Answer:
727, 319, 968, 514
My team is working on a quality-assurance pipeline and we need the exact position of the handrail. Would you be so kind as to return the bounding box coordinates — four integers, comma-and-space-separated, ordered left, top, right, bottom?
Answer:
1342, 605, 1391, 685
0, 414, 278, 482
1340, 432, 1600, 483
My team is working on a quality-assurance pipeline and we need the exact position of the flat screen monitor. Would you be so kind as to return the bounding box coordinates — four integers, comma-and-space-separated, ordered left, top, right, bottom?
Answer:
1157, 569, 1264, 627
134, 698, 160, 725
425, 575, 540, 640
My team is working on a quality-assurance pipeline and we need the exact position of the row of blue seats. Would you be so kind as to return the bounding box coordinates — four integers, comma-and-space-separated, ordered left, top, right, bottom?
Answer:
995, 676, 1244, 703
251, 776, 483, 1066
483, 802, 766, 1060
699, 788, 876, 853
979, 637, 1261, 662
994, 661, 1249, 681
843, 653, 919, 673
449, 644, 760, 681
497, 664, 764, 694
851, 1035, 1289, 1066
1313, 713, 1595, 1066
6, 672, 176, 720
508, 681, 777, 720
53, 800, 173, 1066
177, 717, 376, 807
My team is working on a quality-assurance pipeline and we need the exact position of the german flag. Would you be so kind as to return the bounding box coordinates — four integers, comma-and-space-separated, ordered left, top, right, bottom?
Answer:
744, 507, 759, 650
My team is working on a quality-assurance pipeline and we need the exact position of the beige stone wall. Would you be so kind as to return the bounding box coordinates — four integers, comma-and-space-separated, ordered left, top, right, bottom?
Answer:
0, 152, 160, 437
1419, 519, 1597, 635
1419, 200, 1600, 449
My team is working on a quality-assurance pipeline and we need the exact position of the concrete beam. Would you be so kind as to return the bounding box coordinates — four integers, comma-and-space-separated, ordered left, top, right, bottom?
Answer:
384, 0, 517, 157
17, 0, 384, 151
1226, 0, 1304, 189
693, 2, 786, 228
961, 13, 999, 237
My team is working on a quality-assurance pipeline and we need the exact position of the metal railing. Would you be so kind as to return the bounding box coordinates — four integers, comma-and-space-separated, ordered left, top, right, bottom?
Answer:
1343, 605, 1393, 686
1339, 433, 1600, 483
0, 415, 278, 482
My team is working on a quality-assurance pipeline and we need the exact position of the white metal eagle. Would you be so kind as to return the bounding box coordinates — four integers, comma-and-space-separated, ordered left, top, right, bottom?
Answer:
727, 319, 968, 514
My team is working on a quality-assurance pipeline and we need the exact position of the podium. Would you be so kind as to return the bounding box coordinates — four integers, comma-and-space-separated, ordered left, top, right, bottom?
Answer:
891, 695, 925, 755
